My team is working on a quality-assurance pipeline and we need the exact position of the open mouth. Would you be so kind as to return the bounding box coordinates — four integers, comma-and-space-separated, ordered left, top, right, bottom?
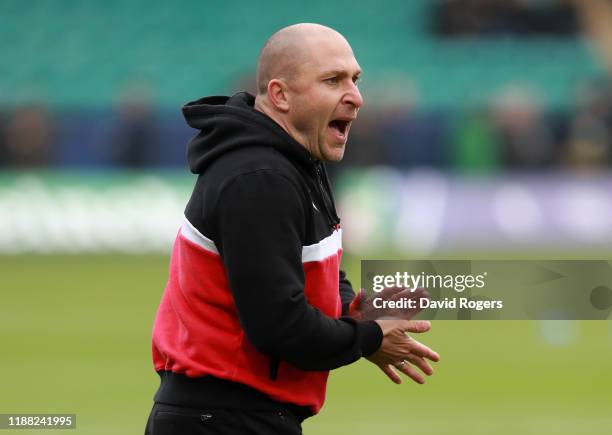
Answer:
328, 119, 350, 137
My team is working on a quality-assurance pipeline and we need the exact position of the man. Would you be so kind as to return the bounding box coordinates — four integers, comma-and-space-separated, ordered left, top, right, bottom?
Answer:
145, 23, 440, 435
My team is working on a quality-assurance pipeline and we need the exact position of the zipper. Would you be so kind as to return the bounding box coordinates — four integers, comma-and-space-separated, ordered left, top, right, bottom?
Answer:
314, 163, 339, 228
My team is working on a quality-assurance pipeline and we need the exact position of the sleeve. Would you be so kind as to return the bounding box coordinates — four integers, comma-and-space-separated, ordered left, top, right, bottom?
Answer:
215, 169, 382, 371
339, 270, 356, 315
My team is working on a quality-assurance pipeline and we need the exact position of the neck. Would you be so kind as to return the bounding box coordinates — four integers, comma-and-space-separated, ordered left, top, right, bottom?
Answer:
254, 95, 311, 155
254, 96, 286, 131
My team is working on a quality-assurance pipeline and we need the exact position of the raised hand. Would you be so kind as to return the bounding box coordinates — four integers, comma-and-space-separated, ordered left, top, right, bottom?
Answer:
366, 319, 440, 384
350, 287, 429, 321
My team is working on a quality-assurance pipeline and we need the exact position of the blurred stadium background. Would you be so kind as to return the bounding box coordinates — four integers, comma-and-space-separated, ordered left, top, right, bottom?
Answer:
1, 0, 611, 434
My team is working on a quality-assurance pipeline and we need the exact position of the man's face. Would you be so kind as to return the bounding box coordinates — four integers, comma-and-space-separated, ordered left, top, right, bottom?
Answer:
285, 36, 363, 162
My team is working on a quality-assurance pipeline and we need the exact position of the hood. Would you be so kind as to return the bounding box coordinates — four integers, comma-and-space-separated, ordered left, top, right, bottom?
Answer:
183, 92, 314, 174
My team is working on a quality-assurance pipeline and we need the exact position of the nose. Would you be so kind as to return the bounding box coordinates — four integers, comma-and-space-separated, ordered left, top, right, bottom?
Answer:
343, 82, 363, 110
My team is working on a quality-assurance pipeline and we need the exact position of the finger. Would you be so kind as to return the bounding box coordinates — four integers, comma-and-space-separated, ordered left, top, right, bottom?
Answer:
395, 361, 425, 384
410, 287, 429, 300
405, 354, 434, 376
375, 289, 423, 321
389, 289, 409, 302
394, 290, 426, 320
391, 287, 429, 303
404, 338, 440, 362
379, 286, 408, 300
400, 320, 431, 333
389, 288, 419, 304
381, 364, 402, 384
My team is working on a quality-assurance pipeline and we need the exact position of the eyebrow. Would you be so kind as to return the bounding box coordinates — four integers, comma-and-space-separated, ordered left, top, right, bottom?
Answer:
320, 68, 362, 79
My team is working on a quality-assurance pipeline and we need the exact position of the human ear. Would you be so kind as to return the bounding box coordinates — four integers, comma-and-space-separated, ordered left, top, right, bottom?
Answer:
267, 79, 290, 112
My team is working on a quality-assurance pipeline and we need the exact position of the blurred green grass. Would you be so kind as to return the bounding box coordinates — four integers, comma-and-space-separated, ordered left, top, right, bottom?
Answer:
1, 254, 611, 434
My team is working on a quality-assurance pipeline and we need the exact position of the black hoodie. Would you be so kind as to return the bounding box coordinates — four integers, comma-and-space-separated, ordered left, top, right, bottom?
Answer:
152, 92, 382, 417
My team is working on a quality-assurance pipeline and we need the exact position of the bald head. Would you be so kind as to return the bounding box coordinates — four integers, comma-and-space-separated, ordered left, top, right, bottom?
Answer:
256, 23, 351, 95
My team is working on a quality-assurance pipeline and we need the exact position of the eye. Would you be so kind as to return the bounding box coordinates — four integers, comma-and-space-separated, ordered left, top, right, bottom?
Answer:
325, 76, 339, 85
352, 75, 361, 85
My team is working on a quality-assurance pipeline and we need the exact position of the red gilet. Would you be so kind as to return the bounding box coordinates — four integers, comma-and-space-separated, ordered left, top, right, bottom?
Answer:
152, 217, 342, 414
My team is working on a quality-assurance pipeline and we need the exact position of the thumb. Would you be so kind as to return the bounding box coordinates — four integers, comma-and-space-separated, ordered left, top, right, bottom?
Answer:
399, 320, 431, 333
